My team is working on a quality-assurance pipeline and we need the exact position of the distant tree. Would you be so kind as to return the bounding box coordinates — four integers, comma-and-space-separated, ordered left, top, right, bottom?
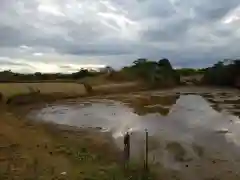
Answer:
34, 72, 42, 76
203, 59, 240, 87
121, 58, 180, 88
158, 58, 173, 69
133, 58, 147, 66
102, 66, 114, 74
71, 69, 91, 79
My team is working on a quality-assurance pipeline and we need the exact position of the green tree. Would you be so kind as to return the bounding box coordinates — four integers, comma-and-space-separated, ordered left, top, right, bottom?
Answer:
71, 69, 91, 79
203, 59, 240, 87
124, 58, 180, 88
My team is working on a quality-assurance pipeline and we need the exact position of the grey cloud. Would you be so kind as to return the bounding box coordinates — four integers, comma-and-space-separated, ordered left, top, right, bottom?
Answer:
193, 0, 240, 22
136, 0, 176, 18
0, 0, 239, 73
0, 26, 24, 47
140, 18, 191, 42
0, 25, 131, 56
60, 20, 102, 41
58, 65, 80, 72
0, 61, 28, 67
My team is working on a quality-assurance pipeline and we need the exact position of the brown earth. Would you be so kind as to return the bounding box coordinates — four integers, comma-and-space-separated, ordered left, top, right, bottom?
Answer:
0, 83, 239, 180
0, 82, 155, 180
0, 104, 155, 180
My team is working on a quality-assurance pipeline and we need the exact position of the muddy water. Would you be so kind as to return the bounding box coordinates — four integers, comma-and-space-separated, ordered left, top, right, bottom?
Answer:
30, 92, 240, 180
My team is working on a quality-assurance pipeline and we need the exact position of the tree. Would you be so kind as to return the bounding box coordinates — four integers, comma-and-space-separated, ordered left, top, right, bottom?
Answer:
133, 58, 147, 66
34, 72, 42, 76
158, 58, 173, 70
203, 59, 240, 87
122, 58, 180, 88
104, 66, 114, 74
71, 69, 92, 79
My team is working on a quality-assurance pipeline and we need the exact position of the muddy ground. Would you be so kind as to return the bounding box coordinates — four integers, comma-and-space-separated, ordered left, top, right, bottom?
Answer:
0, 108, 129, 179
1, 86, 240, 180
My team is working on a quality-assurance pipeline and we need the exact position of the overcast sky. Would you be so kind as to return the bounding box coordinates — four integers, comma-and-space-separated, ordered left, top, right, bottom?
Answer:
0, 0, 240, 73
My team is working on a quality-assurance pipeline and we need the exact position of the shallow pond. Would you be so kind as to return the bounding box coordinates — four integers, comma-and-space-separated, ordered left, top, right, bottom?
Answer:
30, 93, 240, 180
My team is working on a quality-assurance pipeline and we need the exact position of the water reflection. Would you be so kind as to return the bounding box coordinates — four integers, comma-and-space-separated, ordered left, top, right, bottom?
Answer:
202, 93, 240, 118
32, 94, 240, 153
30, 93, 240, 180
124, 95, 179, 116
32, 95, 240, 143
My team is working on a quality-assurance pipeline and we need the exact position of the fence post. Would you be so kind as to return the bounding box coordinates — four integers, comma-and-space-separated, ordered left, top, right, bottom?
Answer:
145, 129, 149, 171
124, 132, 130, 170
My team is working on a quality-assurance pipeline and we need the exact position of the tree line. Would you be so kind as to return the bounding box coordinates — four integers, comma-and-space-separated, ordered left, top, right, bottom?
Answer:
0, 69, 100, 82
118, 58, 180, 88
0, 58, 239, 88
203, 59, 240, 87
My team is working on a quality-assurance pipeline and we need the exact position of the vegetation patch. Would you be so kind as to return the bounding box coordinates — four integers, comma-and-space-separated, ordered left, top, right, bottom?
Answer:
203, 60, 240, 88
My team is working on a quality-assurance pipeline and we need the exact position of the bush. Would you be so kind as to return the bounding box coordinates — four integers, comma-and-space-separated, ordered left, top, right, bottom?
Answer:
121, 58, 180, 88
203, 60, 240, 87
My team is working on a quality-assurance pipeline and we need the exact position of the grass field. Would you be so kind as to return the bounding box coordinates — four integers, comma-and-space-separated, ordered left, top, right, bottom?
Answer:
0, 82, 141, 106
0, 82, 86, 98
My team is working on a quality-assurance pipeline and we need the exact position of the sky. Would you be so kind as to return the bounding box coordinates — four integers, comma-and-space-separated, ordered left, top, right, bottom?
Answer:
0, 0, 240, 73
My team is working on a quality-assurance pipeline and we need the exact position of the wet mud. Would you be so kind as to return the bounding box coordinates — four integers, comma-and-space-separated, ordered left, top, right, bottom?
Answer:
29, 87, 240, 180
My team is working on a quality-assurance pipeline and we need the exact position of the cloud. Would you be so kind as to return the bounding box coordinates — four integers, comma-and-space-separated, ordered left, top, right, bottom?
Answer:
0, 0, 240, 72
0, 56, 106, 73
33, 52, 43, 56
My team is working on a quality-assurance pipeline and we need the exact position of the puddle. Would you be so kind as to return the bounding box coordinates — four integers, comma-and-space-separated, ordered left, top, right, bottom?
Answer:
30, 93, 240, 180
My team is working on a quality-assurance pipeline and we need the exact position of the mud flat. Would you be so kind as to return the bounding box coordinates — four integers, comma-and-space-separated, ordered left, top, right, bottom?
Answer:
29, 87, 240, 180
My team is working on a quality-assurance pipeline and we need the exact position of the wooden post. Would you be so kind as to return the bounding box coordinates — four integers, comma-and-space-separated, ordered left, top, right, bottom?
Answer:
145, 129, 149, 171
124, 132, 130, 170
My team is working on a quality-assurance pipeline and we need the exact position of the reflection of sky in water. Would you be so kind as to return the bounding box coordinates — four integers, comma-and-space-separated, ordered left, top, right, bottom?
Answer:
35, 99, 144, 138
32, 95, 240, 154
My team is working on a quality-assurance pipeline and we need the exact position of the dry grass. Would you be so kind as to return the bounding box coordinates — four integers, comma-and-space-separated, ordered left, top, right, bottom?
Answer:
0, 82, 143, 104
0, 82, 141, 99
81, 75, 114, 86
0, 83, 86, 98
0, 82, 143, 106
93, 82, 144, 95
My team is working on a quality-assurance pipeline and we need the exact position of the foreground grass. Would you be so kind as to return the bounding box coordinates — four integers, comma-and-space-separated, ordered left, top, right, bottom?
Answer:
0, 80, 139, 100
0, 82, 142, 106
0, 82, 86, 99
0, 106, 155, 180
